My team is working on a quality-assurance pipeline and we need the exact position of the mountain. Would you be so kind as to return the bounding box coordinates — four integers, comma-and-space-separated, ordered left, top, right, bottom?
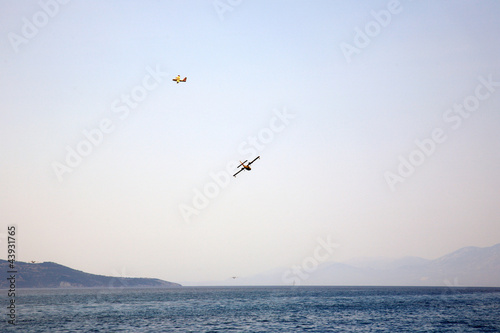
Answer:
0, 260, 181, 289
423, 243, 500, 286
206, 243, 500, 287
345, 256, 430, 270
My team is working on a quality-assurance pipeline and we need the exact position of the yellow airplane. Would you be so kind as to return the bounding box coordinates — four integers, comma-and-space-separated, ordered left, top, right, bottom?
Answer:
172, 75, 187, 84
233, 156, 260, 177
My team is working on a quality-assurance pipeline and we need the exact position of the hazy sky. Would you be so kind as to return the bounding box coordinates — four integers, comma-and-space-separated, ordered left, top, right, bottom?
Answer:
1, 0, 499, 284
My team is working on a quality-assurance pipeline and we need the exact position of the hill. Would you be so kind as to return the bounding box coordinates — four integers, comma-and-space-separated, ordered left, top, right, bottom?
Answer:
0, 260, 181, 288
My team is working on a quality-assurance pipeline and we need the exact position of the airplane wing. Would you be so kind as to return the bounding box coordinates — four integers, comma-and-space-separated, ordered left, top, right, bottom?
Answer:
233, 168, 244, 177
248, 156, 260, 165
237, 160, 248, 168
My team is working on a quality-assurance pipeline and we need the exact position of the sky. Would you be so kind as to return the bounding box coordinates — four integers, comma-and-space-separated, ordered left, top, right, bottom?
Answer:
1, 0, 499, 285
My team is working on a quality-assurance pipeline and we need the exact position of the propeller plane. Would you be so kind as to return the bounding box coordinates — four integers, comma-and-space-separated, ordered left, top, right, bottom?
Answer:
172, 75, 187, 84
233, 156, 260, 177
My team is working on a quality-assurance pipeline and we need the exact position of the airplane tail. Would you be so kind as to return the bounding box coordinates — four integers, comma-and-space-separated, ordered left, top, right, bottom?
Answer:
183, 77, 187, 82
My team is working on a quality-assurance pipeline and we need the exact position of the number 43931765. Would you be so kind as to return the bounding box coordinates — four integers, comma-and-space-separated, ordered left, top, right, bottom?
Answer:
7, 226, 16, 268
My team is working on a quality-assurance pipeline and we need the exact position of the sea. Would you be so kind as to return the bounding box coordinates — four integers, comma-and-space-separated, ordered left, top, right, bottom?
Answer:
3, 286, 500, 332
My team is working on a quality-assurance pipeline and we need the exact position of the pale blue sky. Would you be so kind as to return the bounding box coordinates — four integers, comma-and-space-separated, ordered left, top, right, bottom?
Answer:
1, 0, 499, 284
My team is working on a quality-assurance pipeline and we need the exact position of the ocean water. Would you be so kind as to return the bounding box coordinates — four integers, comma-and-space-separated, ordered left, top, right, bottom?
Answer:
3, 286, 500, 332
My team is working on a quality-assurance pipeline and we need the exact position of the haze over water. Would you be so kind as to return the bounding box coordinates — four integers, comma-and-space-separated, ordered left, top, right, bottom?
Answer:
1, 0, 499, 285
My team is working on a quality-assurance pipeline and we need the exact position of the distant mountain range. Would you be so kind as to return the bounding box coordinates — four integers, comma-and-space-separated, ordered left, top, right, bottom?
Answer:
4, 243, 499, 288
0, 260, 181, 289
202, 243, 500, 287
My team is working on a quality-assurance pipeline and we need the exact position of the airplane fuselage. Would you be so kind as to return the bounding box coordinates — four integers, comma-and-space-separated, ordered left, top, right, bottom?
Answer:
240, 161, 251, 170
